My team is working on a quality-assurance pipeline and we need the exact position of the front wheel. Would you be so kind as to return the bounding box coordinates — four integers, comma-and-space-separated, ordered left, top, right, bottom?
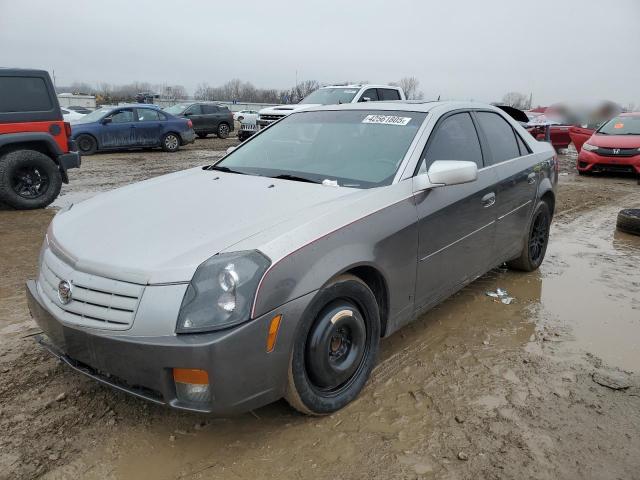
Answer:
197, 132, 208, 139
507, 201, 551, 271
0, 150, 62, 209
217, 123, 230, 139
285, 274, 380, 415
161, 133, 180, 152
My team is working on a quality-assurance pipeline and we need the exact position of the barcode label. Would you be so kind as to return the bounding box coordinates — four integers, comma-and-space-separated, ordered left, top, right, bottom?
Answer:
362, 115, 411, 126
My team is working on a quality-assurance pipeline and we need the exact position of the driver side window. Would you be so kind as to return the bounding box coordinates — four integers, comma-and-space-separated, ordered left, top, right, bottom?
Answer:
418, 112, 483, 174
107, 109, 134, 123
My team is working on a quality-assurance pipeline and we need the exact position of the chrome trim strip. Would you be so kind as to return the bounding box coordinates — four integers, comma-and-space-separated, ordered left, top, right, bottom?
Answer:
497, 200, 532, 221
419, 221, 495, 262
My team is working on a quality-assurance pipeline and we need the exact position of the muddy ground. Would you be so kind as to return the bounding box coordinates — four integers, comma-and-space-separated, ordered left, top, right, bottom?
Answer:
0, 142, 639, 480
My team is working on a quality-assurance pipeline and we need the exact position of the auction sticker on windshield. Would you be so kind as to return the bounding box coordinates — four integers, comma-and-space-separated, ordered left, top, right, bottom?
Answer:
362, 115, 412, 126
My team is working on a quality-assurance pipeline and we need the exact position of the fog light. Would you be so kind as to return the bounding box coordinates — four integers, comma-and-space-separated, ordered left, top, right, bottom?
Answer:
173, 368, 211, 403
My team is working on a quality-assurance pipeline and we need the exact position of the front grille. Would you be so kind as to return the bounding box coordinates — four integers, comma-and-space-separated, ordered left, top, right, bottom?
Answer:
259, 114, 286, 122
594, 147, 639, 157
37, 247, 144, 330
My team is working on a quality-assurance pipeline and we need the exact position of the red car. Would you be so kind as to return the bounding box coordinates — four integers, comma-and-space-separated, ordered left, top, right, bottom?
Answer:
577, 113, 640, 175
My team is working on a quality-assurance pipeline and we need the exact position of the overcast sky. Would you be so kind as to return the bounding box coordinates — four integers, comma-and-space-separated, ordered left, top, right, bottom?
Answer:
1, 0, 639, 106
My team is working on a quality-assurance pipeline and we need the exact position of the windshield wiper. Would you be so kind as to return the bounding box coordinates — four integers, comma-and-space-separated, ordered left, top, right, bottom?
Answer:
210, 165, 247, 175
271, 174, 320, 184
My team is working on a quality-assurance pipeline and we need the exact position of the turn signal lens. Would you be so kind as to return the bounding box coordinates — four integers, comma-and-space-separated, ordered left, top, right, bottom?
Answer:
173, 368, 209, 385
266, 314, 282, 353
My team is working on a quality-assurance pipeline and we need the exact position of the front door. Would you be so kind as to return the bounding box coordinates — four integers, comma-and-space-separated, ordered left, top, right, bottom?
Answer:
99, 108, 135, 148
184, 104, 204, 132
473, 111, 538, 263
414, 111, 498, 312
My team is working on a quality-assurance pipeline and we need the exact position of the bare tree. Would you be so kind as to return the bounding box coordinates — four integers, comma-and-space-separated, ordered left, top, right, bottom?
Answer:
501, 92, 530, 110
391, 77, 424, 100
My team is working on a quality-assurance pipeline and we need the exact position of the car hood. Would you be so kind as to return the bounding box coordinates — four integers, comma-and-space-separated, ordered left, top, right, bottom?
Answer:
47, 168, 358, 284
587, 133, 640, 148
259, 104, 321, 115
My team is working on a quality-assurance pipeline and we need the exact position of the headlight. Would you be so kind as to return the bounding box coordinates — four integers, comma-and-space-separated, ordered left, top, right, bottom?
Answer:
582, 143, 598, 151
176, 251, 270, 333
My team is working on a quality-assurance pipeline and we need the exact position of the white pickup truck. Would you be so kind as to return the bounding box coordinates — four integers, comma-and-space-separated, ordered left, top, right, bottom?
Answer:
257, 84, 406, 129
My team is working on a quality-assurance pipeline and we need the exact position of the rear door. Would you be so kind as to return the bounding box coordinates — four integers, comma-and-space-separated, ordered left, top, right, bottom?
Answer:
473, 111, 537, 263
202, 104, 220, 132
99, 108, 135, 148
414, 111, 498, 312
134, 108, 165, 146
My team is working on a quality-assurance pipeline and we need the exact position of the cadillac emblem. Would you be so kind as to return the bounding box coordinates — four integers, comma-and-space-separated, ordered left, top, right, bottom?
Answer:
57, 280, 73, 305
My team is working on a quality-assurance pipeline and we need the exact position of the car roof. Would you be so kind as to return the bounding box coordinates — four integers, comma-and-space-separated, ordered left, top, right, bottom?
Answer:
321, 84, 401, 90
0, 67, 49, 76
295, 100, 499, 114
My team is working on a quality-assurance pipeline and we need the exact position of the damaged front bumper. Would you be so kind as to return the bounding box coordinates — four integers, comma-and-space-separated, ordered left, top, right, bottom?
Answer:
25, 279, 311, 414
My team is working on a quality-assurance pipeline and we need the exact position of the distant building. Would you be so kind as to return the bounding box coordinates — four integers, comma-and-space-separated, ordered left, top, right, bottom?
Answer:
57, 93, 96, 109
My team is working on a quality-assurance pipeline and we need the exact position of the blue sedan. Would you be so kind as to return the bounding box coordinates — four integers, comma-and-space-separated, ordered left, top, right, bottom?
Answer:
71, 105, 196, 155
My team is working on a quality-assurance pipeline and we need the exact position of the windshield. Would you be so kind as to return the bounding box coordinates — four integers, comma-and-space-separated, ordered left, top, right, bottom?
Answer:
597, 116, 640, 135
72, 107, 111, 124
163, 103, 190, 115
213, 110, 426, 188
299, 88, 359, 105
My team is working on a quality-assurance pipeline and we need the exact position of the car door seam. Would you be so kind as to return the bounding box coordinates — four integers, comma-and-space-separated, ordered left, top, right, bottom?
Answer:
497, 200, 532, 221
419, 220, 495, 262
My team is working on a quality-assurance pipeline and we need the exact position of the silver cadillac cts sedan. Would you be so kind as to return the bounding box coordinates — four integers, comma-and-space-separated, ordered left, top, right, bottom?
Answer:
26, 101, 557, 415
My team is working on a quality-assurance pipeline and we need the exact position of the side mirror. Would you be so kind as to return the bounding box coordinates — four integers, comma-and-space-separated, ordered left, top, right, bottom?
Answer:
427, 160, 478, 187
184, 111, 192, 116
101, 117, 112, 125
226, 146, 237, 155
361, 97, 371, 102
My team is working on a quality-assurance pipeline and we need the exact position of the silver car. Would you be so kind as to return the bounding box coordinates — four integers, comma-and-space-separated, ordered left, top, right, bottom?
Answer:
26, 101, 557, 415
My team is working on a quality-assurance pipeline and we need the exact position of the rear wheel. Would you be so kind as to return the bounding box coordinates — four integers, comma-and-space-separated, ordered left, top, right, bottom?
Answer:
507, 201, 551, 271
217, 123, 230, 139
161, 133, 180, 152
285, 274, 380, 415
0, 150, 62, 209
76, 134, 97, 155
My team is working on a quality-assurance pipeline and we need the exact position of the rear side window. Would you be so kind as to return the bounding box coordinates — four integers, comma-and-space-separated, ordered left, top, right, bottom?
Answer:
202, 105, 219, 114
516, 133, 531, 155
359, 89, 379, 102
379, 89, 401, 101
137, 109, 164, 121
0, 77, 52, 113
419, 112, 483, 173
475, 112, 520, 164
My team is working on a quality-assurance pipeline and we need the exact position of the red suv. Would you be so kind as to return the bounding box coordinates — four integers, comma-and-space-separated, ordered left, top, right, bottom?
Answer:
0, 68, 80, 209
577, 113, 640, 175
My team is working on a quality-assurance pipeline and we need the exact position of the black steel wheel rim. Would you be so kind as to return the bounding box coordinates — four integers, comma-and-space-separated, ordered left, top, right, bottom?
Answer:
78, 137, 93, 152
305, 300, 368, 394
529, 210, 549, 263
11, 166, 49, 199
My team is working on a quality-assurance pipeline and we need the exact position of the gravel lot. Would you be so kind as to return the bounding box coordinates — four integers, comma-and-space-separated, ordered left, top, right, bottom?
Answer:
0, 142, 639, 480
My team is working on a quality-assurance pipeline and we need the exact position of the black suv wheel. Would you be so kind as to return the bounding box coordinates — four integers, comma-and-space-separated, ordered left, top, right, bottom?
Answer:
0, 150, 62, 209
76, 134, 97, 155
217, 123, 230, 139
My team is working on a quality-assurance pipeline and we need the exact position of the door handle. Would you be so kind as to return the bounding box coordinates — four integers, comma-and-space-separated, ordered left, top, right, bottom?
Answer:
527, 172, 537, 184
481, 192, 496, 208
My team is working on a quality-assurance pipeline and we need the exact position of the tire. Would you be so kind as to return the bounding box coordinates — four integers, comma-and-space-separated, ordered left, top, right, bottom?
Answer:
616, 209, 640, 236
217, 123, 230, 139
161, 132, 180, 152
76, 134, 97, 155
285, 274, 380, 415
507, 201, 552, 271
0, 150, 62, 209
197, 132, 208, 139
